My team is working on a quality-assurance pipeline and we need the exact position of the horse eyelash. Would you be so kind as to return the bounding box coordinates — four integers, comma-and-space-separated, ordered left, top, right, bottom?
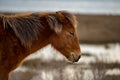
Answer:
69, 32, 74, 36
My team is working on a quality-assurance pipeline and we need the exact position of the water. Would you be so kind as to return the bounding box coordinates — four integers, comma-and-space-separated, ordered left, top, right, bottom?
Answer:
0, 0, 120, 15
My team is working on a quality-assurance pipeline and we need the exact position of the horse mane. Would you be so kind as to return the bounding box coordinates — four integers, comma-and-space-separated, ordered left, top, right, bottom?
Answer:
0, 11, 76, 47
0, 13, 43, 47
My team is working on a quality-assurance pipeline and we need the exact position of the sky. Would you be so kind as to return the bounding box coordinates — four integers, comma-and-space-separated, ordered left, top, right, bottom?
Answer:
0, 0, 120, 15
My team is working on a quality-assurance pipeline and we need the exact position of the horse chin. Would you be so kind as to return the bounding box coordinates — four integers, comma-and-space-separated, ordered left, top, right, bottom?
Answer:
66, 57, 77, 63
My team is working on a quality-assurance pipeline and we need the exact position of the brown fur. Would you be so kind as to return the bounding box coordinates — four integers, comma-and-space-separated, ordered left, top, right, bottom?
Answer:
1, 13, 43, 47
0, 11, 81, 80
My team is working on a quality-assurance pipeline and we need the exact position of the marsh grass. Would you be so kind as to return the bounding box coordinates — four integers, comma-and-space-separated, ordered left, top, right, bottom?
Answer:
10, 51, 120, 80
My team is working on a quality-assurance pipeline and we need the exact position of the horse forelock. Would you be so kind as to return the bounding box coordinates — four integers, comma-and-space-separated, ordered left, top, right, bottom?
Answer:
2, 13, 43, 47
46, 11, 77, 34
46, 13, 63, 34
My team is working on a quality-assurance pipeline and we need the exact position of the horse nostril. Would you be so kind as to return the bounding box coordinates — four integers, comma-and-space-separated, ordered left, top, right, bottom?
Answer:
71, 54, 81, 62
75, 55, 81, 62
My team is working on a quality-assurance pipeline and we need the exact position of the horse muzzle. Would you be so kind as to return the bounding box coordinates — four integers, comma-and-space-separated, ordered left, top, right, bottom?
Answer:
71, 52, 81, 62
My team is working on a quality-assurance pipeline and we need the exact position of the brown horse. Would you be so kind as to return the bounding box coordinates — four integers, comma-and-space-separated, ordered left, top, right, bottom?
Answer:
0, 11, 81, 80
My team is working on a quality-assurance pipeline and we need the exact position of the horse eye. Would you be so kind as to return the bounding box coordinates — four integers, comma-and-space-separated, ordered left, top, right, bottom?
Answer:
69, 32, 74, 36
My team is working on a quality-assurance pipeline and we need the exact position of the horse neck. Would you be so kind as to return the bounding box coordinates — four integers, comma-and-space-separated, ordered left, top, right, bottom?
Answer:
29, 27, 53, 53
0, 67, 9, 80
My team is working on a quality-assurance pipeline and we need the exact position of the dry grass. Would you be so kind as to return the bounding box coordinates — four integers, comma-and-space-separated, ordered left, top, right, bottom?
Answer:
10, 57, 120, 80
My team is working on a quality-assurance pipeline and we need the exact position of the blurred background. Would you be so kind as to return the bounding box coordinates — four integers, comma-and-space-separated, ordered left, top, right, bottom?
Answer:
0, 0, 120, 80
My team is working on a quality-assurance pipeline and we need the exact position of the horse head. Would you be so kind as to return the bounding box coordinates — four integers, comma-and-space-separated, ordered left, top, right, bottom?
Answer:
47, 11, 81, 62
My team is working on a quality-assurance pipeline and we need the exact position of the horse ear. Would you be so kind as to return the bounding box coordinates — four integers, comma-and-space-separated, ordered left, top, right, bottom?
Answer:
47, 14, 62, 34
56, 11, 65, 22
